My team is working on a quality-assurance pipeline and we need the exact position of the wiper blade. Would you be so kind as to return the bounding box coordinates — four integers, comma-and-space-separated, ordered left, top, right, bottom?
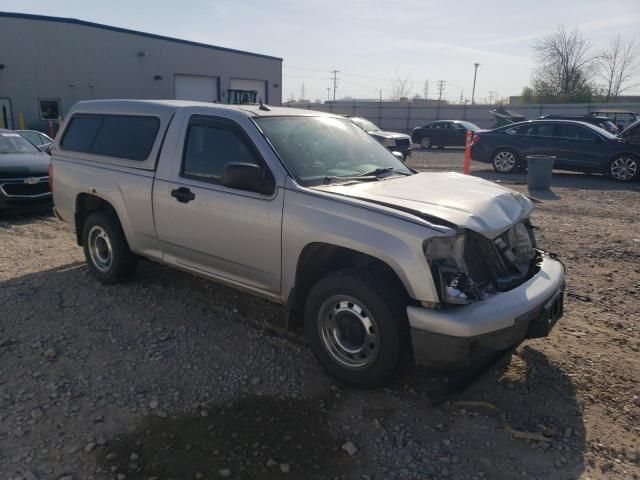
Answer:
357, 167, 412, 177
322, 175, 378, 185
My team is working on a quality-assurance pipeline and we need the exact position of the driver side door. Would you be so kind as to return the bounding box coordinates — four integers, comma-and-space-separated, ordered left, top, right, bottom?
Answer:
154, 114, 284, 295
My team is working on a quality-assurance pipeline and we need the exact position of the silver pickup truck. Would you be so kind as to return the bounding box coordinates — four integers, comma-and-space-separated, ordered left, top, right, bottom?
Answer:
51, 100, 565, 387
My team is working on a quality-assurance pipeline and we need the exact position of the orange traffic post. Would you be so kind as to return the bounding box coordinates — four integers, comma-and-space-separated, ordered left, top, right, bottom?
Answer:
463, 130, 472, 174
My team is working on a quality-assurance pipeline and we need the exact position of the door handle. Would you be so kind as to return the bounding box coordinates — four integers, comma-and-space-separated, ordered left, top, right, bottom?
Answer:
171, 187, 195, 203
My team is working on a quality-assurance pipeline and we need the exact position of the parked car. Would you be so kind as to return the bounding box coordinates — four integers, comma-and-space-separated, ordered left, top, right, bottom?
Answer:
51, 100, 565, 387
16, 129, 54, 150
0, 129, 52, 211
471, 120, 640, 182
412, 120, 481, 149
538, 114, 618, 134
348, 117, 412, 158
589, 110, 637, 131
619, 119, 640, 146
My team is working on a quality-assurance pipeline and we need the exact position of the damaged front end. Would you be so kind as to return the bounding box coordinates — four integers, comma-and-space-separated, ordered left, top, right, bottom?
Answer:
424, 220, 540, 306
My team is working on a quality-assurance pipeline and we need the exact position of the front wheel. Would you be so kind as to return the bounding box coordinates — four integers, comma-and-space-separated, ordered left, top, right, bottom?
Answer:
420, 137, 432, 149
304, 269, 407, 388
492, 149, 518, 173
609, 155, 638, 182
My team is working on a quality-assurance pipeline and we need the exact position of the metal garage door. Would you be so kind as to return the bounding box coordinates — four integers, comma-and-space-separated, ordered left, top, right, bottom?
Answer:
229, 78, 266, 104
174, 75, 219, 103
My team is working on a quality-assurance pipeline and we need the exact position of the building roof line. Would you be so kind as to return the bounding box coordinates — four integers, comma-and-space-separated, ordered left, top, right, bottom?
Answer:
0, 11, 283, 62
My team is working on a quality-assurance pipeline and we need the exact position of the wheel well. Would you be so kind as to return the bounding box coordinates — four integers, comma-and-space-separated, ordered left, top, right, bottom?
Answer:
287, 243, 410, 328
74, 193, 117, 246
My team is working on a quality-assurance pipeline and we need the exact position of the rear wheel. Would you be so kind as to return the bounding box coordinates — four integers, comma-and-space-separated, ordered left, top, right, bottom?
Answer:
609, 155, 638, 182
420, 137, 432, 149
492, 149, 518, 173
82, 211, 137, 284
304, 269, 407, 388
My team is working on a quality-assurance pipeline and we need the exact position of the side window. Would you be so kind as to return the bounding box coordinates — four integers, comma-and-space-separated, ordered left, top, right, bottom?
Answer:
182, 117, 261, 183
528, 124, 554, 137
554, 124, 597, 140
61, 116, 103, 152
61, 115, 159, 161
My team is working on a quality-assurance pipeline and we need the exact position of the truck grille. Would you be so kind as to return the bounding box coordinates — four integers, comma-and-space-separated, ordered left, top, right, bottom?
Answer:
464, 221, 538, 292
0, 177, 51, 198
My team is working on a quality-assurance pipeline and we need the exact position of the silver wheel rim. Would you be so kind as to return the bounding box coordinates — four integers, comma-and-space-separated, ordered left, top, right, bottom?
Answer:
421, 137, 431, 148
494, 151, 516, 172
317, 295, 379, 370
610, 157, 637, 181
87, 226, 113, 273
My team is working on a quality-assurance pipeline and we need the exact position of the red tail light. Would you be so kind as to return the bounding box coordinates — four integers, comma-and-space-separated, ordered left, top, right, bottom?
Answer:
48, 162, 53, 193
472, 134, 480, 145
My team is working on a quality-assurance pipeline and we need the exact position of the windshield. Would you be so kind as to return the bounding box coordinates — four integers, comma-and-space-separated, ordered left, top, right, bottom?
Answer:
350, 117, 380, 132
0, 132, 40, 154
458, 121, 480, 130
255, 116, 411, 184
585, 123, 618, 140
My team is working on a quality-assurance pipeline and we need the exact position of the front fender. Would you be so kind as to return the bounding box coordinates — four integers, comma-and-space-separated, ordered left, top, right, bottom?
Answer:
281, 184, 447, 304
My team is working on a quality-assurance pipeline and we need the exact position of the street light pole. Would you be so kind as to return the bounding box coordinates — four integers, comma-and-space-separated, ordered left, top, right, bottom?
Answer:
471, 63, 480, 105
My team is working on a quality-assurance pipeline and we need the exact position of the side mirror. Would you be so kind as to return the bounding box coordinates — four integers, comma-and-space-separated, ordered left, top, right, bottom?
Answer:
222, 162, 274, 195
38, 143, 53, 154
392, 151, 405, 161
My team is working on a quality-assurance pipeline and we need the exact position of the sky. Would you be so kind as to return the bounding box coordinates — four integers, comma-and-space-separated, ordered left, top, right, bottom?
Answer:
3, 0, 640, 103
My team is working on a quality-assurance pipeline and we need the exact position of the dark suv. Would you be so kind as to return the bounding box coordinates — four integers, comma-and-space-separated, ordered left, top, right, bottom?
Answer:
538, 115, 618, 134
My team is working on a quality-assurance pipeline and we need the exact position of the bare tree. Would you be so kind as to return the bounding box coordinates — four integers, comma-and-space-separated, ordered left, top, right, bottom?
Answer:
596, 35, 640, 100
531, 26, 597, 98
391, 71, 413, 100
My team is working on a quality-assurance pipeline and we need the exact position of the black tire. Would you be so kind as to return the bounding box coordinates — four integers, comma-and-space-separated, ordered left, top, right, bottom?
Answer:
303, 269, 408, 388
420, 137, 432, 149
492, 149, 519, 173
82, 211, 137, 284
608, 154, 639, 182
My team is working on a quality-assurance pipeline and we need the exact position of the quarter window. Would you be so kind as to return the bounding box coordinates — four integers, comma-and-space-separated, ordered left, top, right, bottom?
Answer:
182, 117, 261, 183
61, 115, 159, 161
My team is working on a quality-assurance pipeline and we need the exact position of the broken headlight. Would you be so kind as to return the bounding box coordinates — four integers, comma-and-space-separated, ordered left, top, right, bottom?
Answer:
424, 235, 481, 305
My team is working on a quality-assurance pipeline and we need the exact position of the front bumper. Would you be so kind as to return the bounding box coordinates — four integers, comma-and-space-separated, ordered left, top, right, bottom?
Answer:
0, 176, 52, 211
408, 254, 565, 367
388, 145, 413, 157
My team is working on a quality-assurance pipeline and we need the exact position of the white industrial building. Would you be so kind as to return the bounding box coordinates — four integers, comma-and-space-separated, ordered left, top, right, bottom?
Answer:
0, 12, 282, 131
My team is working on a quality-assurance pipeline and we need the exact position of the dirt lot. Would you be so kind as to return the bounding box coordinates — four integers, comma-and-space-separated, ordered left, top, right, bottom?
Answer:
1, 150, 639, 480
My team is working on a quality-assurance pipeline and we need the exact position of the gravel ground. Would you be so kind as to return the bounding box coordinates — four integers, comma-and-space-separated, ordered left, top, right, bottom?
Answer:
0, 150, 638, 480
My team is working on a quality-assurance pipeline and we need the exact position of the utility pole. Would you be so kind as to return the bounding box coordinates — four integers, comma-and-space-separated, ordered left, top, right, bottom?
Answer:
488, 90, 495, 105
471, 63, 480, 105
378, 89, 383, 102
436, 80, 445, 120
459, 90, 464, 104
326, 87, 331, 102
436, 80, 446, 102
423, 80, 429, 99
330, 70, 340, 102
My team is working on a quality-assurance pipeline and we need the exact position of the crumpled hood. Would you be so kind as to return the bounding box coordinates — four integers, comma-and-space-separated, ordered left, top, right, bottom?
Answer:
314, 172, 534, 238
0, 153, 50, 177
370, 130, 411, 140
